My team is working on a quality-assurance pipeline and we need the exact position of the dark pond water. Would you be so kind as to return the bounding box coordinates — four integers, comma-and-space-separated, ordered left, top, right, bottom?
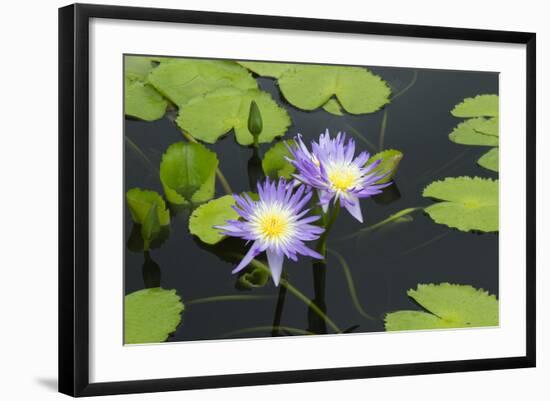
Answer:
124, 63, 499, 342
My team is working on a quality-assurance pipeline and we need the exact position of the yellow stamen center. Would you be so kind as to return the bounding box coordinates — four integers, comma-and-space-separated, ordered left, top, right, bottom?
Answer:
328, 166, 358, 192
259, 213, 288, 239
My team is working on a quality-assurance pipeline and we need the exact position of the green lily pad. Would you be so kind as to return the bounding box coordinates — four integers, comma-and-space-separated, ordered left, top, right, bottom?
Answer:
365, 149, 403, 184
148, 59, 257, 107
449, 118, 499, 146
177, 87, 291, 145
125, 55, 156, 80
262, 140, 296, 179
124, 288, 184, 344
189, 195, 238, 245
126, 188, 170, 226
322, 98, 345, 116
237, 61, 294, 78
423, 176, 498, 232
473, 117, 499, 137
385, 283, 498, 331
159, 141, 218, 205
478, 148, 499, 172
278, 64, 391, 114
124, 56, 167, 121
451, 94, 499, 118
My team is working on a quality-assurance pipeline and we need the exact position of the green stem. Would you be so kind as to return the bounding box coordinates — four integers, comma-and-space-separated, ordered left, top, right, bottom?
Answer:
316, 202, 341, 259
391, 70, 418, 101
245, 258, 342, 334
338, 207, 425, 241
378, 109, 389, 151
327, 248, 373, 320
125, 136, 158, 174
185, 294, 273, 306
402, 232, 449, 255
217, 326, 315, 339
180, 129, 234, 195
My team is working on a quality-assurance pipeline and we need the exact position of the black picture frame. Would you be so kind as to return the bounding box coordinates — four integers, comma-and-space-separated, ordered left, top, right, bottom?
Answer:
59, 3, 536, 397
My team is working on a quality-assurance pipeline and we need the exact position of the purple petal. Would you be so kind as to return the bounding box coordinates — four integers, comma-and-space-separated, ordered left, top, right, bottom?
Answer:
232, 241, 261, 274
266, 248, 284, 286
343, 196, 363, 223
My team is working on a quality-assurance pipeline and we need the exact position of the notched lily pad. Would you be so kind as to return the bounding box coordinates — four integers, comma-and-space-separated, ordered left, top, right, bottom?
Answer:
451, 94, 499, 118
124, 56, 167, 121
148, 59, 258, 107
262, 140, 296, 179
126, 188, 170, 226
385, 283, 498, 331
278, 64, 391, 114
159, 141, 218, 205
478, 147, 499, 172
177, 87, 291, 145
125, 288, 184, 344
366, 149, 403, 184
322, 98, 345, 116
423, 176, 498, 232
237, 61, 295, 78
449, 118, 499, 146
189, 195, 238, 245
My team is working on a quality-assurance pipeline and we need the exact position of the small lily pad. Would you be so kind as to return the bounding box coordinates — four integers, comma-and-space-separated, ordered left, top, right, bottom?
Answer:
189, 195, 238, 245
478, 148, 499, 172
124, 56, 167, 121
126, 188, 170, 226
125, 288, 184, 344
322, 98, 345, 116
262, 140, 296, 179
423, 176, 498, 232
177, 87, 291, 145
237, 265, 270, 289
449, 118, 499, 146
148, 59, 257, 107
451, 94, 499, 118
278, 64, 391, 114
237, 61, 294, 78
365, 149, 403, 184
385, 283, 498, 331
159, 141, 218, 205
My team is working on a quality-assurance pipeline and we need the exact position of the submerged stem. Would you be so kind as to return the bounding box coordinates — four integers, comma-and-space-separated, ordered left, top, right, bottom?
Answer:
339, 206, 425, 241
327, 248, 374, 320
345, 124, 377, 153
217, 325, 315, 339
378, 109, 389, 151
244, 258, 342, 334
185, 294, 273, 306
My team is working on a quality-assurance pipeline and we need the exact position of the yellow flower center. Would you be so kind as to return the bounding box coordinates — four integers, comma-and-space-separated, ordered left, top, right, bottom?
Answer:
259, 213, 289, 239
328, 166, 359, 192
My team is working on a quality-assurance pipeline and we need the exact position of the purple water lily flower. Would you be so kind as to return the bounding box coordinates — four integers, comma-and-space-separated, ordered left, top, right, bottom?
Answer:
216, 178, 324, 286
287, 130, 391, 223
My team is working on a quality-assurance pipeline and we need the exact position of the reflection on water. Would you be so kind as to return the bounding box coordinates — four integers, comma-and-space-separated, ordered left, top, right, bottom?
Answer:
124, 65, 498, 342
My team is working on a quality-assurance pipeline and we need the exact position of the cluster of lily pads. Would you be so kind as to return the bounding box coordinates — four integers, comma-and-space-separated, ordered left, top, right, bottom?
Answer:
123, 55, 499, 343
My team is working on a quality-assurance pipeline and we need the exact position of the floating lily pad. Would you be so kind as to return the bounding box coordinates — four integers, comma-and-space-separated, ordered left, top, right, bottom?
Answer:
262, 140, 296, 179
478, 148, 499, 172
124, 288, 184, 344
159, 141, 218, 205
385, 283, 498, 331
473, 117, 499, 137
177, 87, 291, 145
451, 94, 499, 118
126, 188, 170, 226
449, 118, 499, 146
189, 195, 238, 245
278, 64, 391, 114
237, 61, 294, 78
322, 98, 345, 116
365, 149, 403, 184
124, 56, 167, 121
423, 176, 498, 232
148, 59, 257, 107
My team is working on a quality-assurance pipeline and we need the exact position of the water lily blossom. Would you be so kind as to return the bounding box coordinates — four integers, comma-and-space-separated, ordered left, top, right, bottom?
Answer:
288, 130, 391, 223
217, 178, 324, 286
